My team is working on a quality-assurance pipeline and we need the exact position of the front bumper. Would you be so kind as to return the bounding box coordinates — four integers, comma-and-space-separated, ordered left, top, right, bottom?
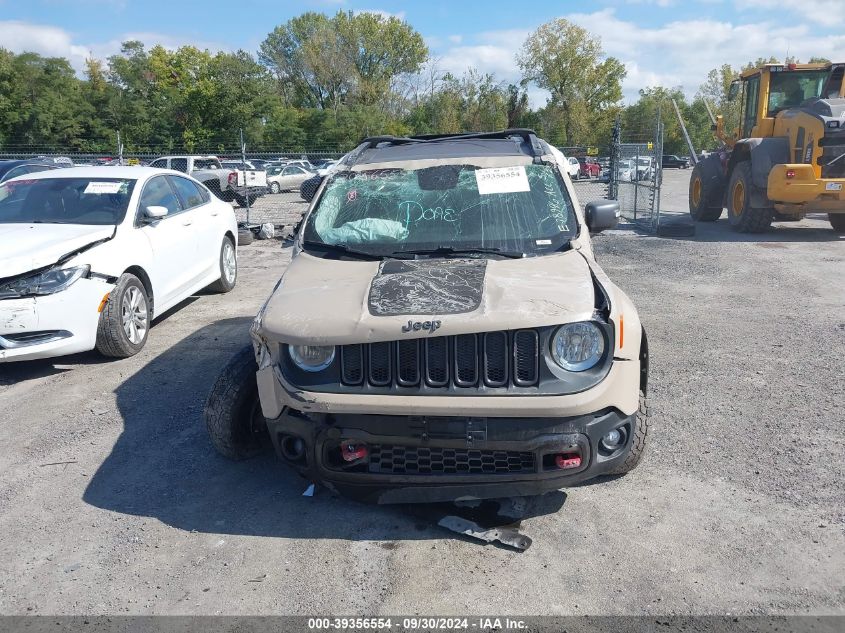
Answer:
265, 407, 638, 504
0, 277, 113, 362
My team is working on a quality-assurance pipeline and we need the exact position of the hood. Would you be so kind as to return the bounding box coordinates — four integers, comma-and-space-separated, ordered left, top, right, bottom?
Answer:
259, 250, 597, 345
0, 224, 114, 278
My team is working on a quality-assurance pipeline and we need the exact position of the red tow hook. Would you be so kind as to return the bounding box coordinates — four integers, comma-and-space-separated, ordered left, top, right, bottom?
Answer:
341, 442, 368, 462
555, 453, 582, 470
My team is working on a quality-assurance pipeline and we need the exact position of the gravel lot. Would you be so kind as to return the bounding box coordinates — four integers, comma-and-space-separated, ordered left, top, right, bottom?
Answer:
0, 169, 843, 616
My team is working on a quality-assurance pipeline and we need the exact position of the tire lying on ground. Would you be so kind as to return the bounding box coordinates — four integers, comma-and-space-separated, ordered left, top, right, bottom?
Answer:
237, 228, 254, 246
689, 157, 725, 222
204, 344, 269, 460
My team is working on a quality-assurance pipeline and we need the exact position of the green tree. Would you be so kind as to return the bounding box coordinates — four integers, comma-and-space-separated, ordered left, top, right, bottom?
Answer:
517, 19, 625, 145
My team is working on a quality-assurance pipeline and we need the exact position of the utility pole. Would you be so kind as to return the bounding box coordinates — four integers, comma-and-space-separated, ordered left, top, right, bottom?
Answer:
117, 131, 124, 166
240, 128, 251, 225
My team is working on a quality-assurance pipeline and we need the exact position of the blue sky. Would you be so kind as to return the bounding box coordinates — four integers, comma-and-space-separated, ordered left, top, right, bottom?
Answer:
1, 0, 842, 104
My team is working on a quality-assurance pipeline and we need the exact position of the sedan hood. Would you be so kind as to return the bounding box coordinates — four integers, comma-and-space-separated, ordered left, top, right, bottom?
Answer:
259, 250, 597, 345
0, 224, 114, 278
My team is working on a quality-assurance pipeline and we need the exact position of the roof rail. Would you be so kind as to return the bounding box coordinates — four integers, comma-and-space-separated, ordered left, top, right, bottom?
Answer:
358, 128, 546, 159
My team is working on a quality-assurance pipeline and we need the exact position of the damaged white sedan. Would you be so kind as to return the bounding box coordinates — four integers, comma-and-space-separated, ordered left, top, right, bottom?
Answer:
0, 167, 238, 362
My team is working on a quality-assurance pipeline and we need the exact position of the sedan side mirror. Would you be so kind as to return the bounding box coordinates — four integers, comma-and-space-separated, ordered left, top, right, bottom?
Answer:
584, 200, 620, 234
144, 205, 168, 220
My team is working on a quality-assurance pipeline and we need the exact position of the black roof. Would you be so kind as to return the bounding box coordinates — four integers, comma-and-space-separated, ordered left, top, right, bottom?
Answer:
0, 159, 61, 177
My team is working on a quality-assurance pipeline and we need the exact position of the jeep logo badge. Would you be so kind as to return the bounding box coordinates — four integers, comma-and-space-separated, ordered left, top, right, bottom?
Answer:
402, 319, 442, 334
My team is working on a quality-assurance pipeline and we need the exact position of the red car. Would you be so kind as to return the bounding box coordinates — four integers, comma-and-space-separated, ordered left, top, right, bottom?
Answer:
578, 157, 601, 178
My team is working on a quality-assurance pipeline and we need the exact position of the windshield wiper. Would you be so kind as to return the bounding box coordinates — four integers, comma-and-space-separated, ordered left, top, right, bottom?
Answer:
395, 246, 525, 259
302, 240, 387, 261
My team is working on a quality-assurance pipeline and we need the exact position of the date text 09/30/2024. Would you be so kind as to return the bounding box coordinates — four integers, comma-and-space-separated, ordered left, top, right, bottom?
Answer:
307, 617, 528, 630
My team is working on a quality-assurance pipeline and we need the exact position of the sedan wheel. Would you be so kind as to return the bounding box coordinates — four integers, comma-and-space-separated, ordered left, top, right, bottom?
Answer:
270, 182, 280, 194
121, 286, 148, 345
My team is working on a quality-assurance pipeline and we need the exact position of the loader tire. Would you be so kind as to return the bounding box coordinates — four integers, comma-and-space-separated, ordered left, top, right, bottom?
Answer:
727, 162, 772, 233
828, 213, 845, 234
689, 159, 724, 221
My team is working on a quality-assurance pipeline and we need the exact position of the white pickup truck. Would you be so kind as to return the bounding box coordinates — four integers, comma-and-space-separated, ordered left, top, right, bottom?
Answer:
148, 155, 266, 207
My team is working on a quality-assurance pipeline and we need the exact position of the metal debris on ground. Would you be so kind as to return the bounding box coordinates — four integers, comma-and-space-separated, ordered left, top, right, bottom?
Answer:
302, 483, 316, 497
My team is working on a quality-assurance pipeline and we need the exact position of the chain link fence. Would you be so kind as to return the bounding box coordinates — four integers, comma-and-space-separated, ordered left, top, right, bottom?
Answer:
610, 115, 665, 231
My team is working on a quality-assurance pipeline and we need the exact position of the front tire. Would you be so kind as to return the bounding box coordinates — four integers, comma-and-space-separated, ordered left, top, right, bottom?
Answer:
607, 393, 650, 475
828, 213, 845, 234
95, 273, 150, 358
727, 162, 772, 233
208, 236, 237, 293
204, 345, 268, 460
270, 182, 280, 194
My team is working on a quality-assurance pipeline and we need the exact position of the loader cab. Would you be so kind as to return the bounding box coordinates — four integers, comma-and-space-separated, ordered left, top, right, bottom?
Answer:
729, 63, 833, 139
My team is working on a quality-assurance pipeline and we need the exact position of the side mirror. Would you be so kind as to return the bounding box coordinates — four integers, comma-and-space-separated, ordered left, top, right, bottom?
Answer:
727, 80, 740, 102
584, 200, 620, 234
144, 205, 168, 220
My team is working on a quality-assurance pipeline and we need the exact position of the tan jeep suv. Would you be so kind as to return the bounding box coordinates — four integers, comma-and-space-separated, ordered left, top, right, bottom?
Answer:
206, 130, 650, 504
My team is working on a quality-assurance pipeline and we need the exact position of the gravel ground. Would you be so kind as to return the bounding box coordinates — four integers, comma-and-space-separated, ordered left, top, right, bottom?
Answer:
0, 170, 843, 616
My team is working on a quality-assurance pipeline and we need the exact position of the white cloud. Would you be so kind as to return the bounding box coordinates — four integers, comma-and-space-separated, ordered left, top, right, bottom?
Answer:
430, 8, 845, 106
0, 20, 230, 74
353, 9, 407, 21
735, 0, 844, 25
448, 34, 462, 44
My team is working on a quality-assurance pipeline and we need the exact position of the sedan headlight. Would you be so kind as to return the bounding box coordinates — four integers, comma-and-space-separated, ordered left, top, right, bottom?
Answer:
550, 322, 606, 372
0, 265, 90, 299
288, 344, 335, 372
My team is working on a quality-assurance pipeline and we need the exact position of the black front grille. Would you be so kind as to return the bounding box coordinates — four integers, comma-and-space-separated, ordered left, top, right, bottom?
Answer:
340, 329, 540, 390
368, 444, 536, 475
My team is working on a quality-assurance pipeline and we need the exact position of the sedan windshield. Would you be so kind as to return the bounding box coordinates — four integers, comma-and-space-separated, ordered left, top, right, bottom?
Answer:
0, 177, 136, 225
302, 162, 577, 257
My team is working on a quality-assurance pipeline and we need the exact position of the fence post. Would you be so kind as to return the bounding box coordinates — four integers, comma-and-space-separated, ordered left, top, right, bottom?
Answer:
609, 117, 621, 201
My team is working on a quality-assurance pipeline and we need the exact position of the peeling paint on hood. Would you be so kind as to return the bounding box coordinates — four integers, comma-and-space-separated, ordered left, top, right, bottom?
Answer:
258, 251, 596, 345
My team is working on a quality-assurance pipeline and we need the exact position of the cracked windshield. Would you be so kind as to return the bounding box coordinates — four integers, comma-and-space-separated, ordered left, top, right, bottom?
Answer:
303, 163, 576, 256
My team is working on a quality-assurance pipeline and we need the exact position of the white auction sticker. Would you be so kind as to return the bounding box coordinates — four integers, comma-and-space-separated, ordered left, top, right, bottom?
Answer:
825, 182, 843, 191
84, 181, 123, 195
475, 166, 530, 195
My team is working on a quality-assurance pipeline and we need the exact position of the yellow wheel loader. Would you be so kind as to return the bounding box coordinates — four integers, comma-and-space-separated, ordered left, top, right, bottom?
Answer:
689, 62, 845, 233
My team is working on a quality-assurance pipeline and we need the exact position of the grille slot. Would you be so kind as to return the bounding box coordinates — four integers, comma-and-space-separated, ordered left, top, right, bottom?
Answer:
338, 329, 541, 389
340, 344, 364, 385
396, 339, 420, 386
425, 337, 449, 387
483, 331, 508, 387
369, 445, 536, 475
368, 342, 392, 386
454, 334, 478, 386
513, 329, 539, 386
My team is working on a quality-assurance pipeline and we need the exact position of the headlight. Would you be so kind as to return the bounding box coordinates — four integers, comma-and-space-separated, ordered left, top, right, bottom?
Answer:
550, 322, 605, 372
288, 344, 335, 372
0, 265, 90, 299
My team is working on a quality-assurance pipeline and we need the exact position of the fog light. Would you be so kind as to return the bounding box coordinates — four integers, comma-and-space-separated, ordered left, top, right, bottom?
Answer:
601, 429, 622, 449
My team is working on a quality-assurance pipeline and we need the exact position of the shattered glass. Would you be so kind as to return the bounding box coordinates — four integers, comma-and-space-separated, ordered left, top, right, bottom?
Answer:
304, 164, 576, 255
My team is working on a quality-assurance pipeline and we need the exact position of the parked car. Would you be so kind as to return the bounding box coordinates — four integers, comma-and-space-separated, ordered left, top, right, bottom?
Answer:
578, 157, 601, 179
266, 164, 313, 194
618, 159, 635, 182
635, 157, 654, 181
0, 167, 239, 362
148, 155, 265, 207
662, 154, 690, 169
206, 129, 648, 505
563, 155, 581, 180
0, 159, 69, 184
221, 159, 258, 171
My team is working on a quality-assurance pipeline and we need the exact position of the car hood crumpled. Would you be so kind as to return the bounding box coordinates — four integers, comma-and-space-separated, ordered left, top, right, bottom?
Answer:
258, 249, 597, 345
0, 224, 114, 279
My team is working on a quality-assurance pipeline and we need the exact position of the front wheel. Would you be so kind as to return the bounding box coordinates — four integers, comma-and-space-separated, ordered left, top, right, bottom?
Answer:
727, 162, 772, 233
828, 213, 845, 234
208, 236, 237, 293
270, 182, 280, 194
204, 345, 269, 460
607, 393, 650, 475
96, 273, 150, 358
689, 160, 724, 221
